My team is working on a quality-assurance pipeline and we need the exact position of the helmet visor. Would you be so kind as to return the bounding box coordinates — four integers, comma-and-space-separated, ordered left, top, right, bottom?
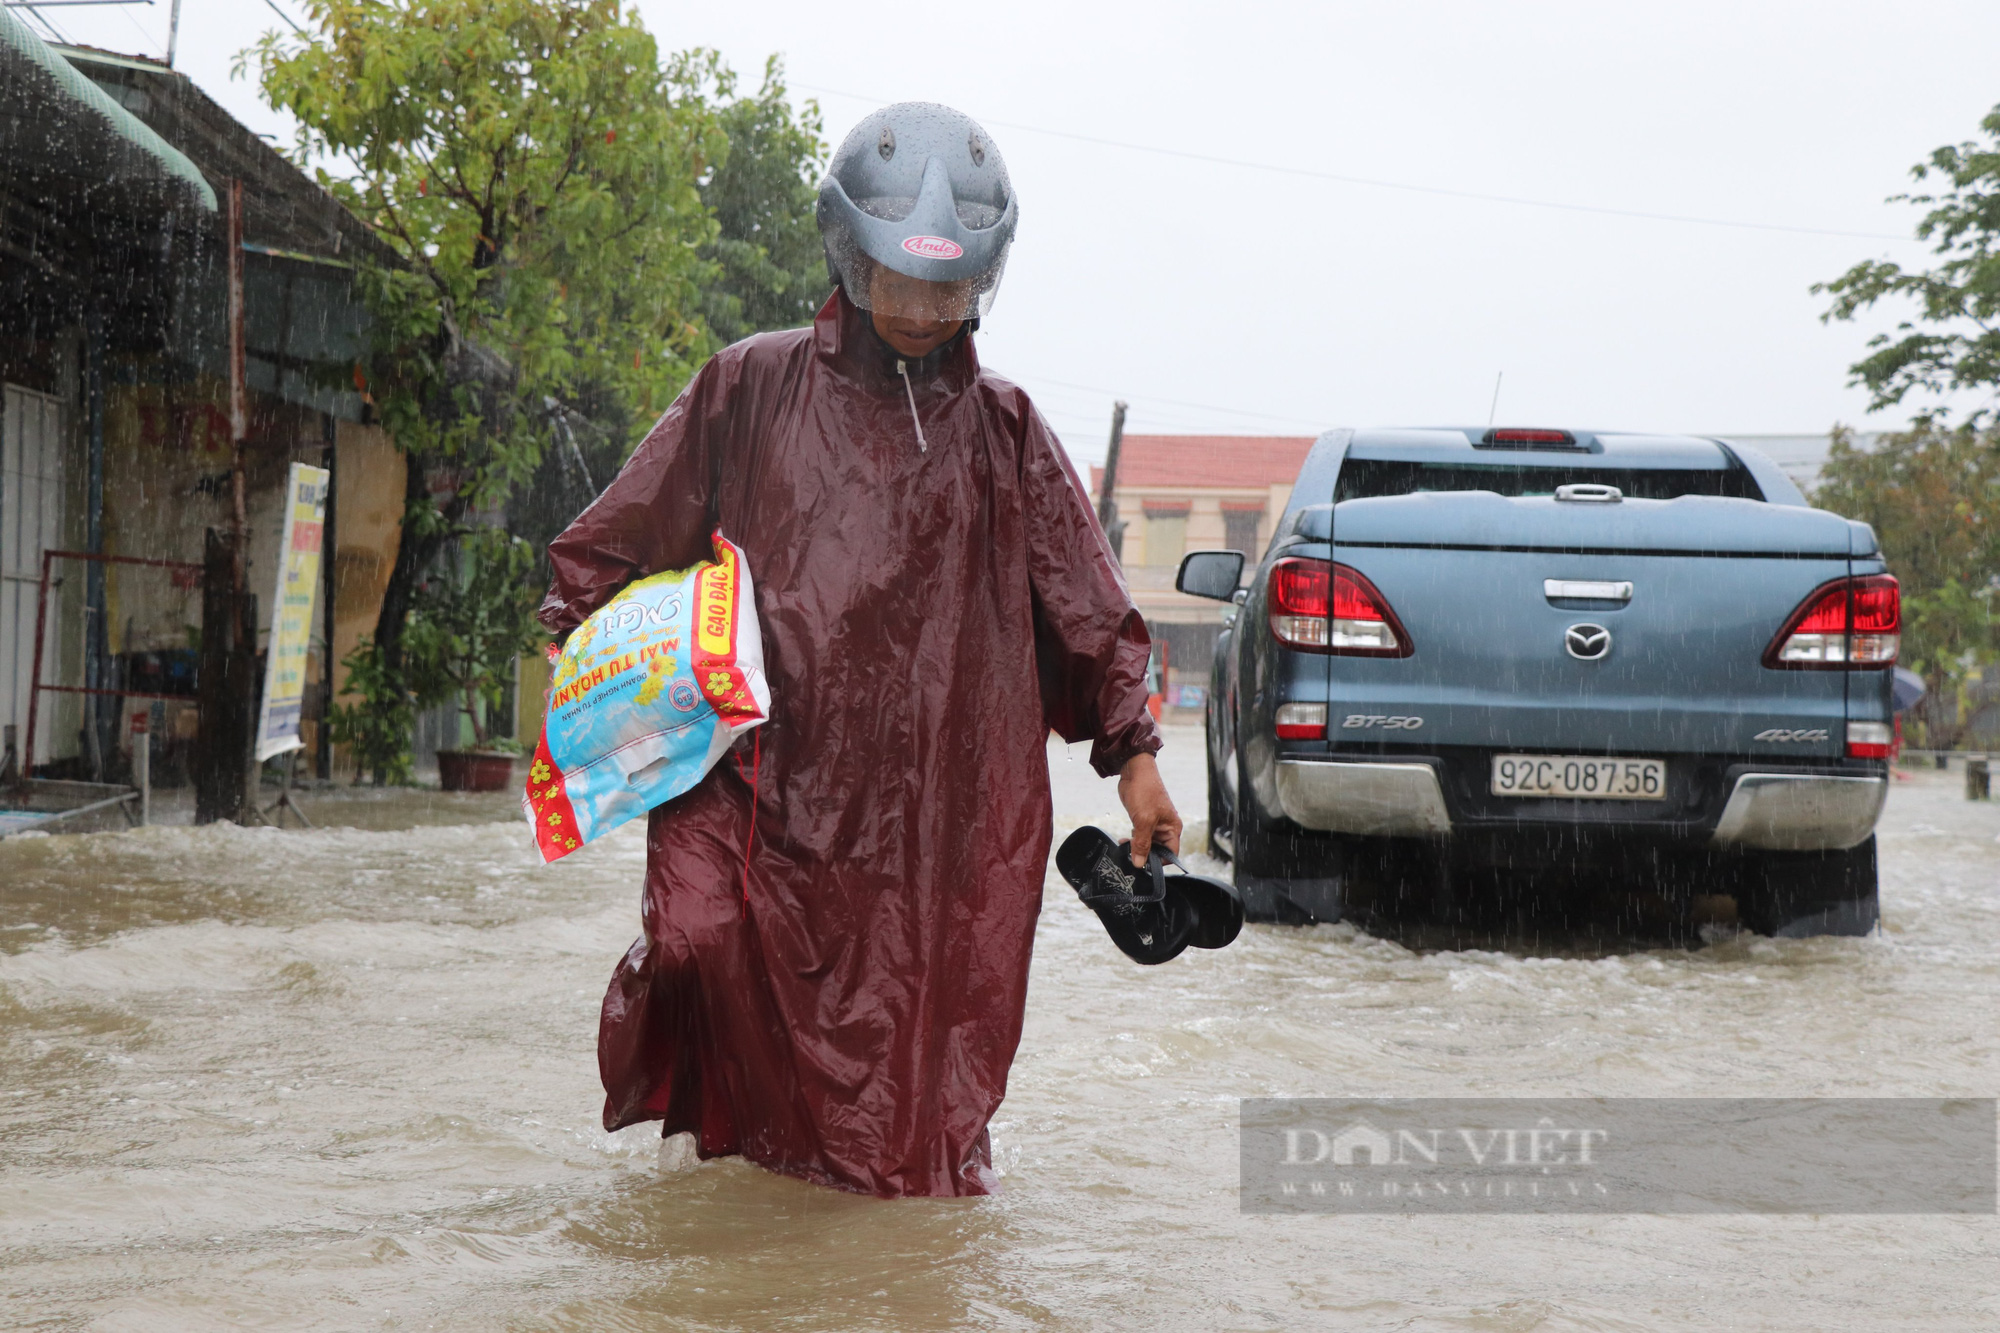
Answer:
827, 240, 1004, 323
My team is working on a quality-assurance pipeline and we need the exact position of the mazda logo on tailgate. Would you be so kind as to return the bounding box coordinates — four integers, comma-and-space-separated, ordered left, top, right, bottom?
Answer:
1565, 623, 1612, 660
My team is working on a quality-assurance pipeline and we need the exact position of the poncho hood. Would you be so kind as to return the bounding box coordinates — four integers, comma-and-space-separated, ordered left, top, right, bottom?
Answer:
814, 285, 978, 392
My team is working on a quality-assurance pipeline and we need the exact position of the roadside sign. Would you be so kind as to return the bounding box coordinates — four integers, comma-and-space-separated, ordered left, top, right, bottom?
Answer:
254, 462, 330, 761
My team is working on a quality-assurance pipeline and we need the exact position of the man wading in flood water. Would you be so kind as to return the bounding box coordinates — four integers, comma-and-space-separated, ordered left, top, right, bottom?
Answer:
540, 103, 1180, 1197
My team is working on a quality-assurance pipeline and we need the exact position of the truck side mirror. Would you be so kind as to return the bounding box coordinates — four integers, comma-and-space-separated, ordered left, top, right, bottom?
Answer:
1176, 550, 1246, 601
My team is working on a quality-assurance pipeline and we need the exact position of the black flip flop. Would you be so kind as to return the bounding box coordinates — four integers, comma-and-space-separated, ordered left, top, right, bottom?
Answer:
1175, 859, 1245, 951
1054, 826, 1243, 964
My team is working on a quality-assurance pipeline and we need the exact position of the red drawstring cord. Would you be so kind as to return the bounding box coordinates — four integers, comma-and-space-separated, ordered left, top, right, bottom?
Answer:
733, 730, 761, 918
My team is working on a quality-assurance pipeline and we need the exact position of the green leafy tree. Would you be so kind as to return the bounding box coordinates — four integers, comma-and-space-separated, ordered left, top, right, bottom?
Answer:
327, 638, 417, 786
698, 57, 829, 346
251, 0, 726, 745
503, 55, 828, 551
1813, 425, 2000, 747
326, 533, 543, 782
1816, 104, 2000, 746
405, 529, 545, 750
1817, 104, 2000, 419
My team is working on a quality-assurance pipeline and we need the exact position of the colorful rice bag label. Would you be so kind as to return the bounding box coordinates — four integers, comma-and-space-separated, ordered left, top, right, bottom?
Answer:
524, 531, 768, 863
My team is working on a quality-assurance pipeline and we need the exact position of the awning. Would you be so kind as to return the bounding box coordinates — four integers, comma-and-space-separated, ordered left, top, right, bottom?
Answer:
0, 8, 216, 211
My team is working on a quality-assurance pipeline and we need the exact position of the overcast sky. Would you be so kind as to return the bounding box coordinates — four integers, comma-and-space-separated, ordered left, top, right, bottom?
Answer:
35, 0, 2000, 461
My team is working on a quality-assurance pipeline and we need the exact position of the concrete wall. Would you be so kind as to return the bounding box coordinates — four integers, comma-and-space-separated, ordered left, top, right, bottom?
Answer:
70, 365, 406, 780
324, 419, 404, 778
99, 371, 235, 657
328, 419, 403, 696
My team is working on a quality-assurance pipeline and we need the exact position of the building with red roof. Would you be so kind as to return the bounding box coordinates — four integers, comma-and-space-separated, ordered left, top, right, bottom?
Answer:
1088, 434, 1320, 707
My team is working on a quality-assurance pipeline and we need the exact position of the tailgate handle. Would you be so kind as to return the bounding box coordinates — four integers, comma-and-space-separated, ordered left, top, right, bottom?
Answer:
1554, 483, 1623, 503
1545, 579, 1633, 603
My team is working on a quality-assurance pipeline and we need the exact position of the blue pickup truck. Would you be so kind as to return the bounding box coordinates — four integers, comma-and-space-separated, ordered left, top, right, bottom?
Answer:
1175, 427, 1896, 939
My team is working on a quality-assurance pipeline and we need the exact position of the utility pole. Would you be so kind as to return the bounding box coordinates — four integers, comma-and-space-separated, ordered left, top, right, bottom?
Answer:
83, 300, 107, 780
166, 0, 181, 66
318, 412, 337, 781
198, 181, 257, 823
228, 179, 257, 820
228, 176, 252, 683
229, 182, 248, 560
1095, 400, 1128, 563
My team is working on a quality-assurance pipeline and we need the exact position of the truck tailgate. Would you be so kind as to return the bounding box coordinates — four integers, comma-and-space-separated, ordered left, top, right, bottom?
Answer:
1305, 493, 1855, 759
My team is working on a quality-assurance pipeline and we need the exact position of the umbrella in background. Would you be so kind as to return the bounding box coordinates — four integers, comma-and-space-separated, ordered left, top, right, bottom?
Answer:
1892, 667, 1927, 715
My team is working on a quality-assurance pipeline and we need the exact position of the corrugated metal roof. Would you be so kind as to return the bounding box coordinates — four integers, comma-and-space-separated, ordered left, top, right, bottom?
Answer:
0, 8, 215, 211
59, 42, 385, 260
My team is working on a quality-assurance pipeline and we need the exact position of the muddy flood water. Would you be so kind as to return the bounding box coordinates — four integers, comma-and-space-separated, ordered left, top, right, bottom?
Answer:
4, 725, 1998, 1331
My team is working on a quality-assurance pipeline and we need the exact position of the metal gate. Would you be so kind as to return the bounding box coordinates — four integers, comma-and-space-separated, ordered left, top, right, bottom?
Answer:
2, 384, 65, 769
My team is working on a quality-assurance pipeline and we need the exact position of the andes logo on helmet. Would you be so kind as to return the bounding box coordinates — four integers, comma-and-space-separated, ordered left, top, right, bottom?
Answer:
901, 235, 963, 260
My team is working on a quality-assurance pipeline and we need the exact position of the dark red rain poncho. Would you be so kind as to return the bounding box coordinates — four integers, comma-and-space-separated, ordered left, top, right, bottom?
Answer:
540, 289, 1160, 1197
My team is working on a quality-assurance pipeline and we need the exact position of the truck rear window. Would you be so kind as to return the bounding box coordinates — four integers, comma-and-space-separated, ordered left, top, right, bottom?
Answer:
1333, 459, 1763, 502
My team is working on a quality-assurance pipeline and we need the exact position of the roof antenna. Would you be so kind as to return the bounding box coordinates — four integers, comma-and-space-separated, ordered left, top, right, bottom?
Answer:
1486, 371, 1504, 431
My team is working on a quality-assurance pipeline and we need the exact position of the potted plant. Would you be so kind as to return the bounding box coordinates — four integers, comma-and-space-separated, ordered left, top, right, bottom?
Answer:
410, 529, 543, 791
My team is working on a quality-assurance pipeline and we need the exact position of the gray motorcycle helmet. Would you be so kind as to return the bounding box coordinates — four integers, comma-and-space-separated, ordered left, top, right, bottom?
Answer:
816, 102, 1018, 322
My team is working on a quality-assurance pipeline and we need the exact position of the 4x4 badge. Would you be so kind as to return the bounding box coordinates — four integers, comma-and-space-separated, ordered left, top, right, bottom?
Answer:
1565, 623, 1612, 660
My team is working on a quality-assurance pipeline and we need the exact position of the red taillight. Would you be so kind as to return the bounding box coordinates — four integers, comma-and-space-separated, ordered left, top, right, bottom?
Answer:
1851, 578, 1900, 633
1483, 427, 1575, 447
1765, 575, 1900, 669
1267, 558, 1413, 656
1270, 558, 1328, 618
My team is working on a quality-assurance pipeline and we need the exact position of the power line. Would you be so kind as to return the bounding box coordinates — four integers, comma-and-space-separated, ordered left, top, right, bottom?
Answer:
796, 82, 1912, 244
12, 4, 75, 42
1010, 370, 1327, 430
1008, 369, 1331, 440
261, 0, 304, 35
112, 0, 157, 58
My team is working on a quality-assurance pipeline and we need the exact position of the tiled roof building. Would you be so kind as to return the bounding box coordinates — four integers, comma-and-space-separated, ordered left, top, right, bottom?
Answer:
1089, 433, 1318, 705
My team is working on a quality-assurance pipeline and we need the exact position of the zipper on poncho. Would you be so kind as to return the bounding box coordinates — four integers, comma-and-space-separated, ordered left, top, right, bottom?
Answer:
895, 359, 929, 454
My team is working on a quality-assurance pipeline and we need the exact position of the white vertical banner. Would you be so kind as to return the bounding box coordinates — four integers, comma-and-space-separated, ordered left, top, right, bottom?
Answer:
255, 462, 330, 762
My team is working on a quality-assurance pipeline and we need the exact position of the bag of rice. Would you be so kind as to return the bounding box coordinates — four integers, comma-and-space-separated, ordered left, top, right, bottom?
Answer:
524, 531, 768, 863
